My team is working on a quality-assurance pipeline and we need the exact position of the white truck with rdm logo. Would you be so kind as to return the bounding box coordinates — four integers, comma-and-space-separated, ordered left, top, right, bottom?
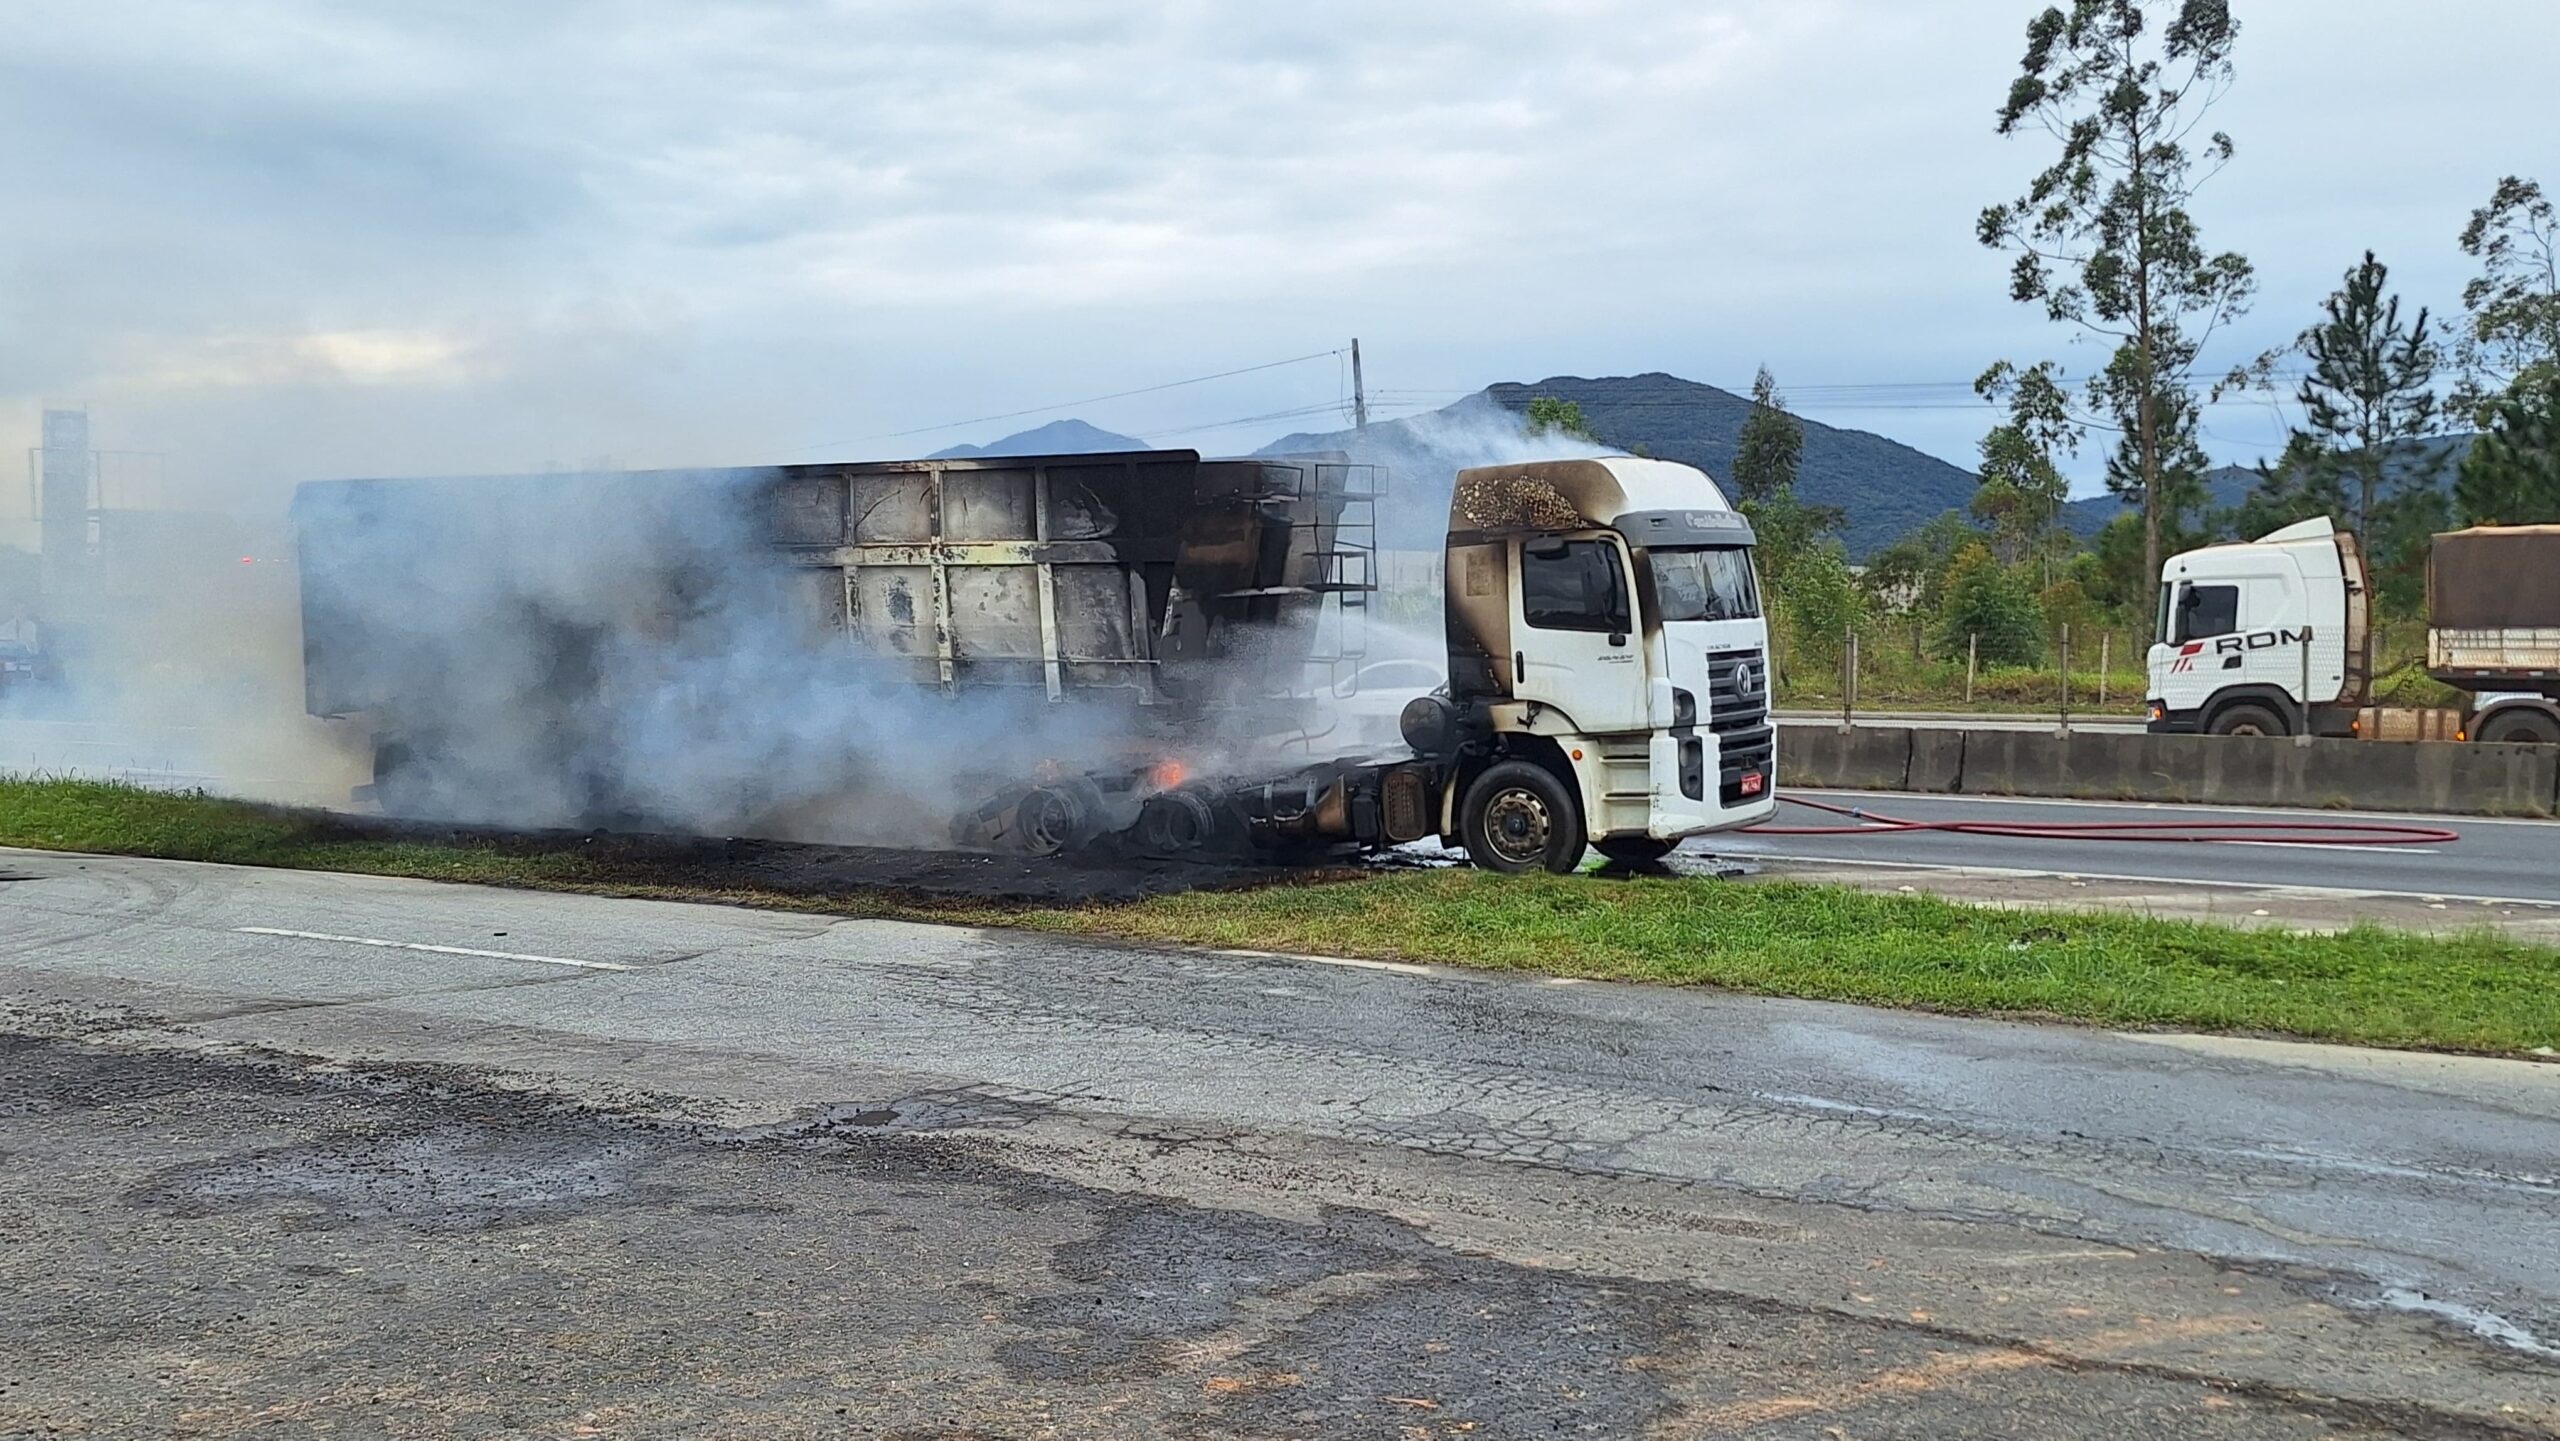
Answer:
2147, 517, 2560, 744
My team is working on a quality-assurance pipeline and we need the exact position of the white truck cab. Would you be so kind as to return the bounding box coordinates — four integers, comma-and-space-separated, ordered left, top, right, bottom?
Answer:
2147, 516, 2560, 743
1430, 457, 1777, 869
2146, 517, 2365, 736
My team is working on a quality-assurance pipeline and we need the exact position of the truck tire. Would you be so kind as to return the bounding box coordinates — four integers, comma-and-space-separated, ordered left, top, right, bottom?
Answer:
1013, 779, 1108, 857
1593, 836, 1678, 867
1461, 761, 1587, 875
2479, 709, 2560, 745
2207, 702, 2290, 737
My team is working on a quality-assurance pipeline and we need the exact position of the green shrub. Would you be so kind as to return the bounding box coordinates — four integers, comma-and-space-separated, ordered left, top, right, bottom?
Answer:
1931, 544, 2047, 667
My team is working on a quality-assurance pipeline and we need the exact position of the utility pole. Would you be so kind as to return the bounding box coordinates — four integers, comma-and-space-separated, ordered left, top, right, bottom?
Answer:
1350, 338, 1368, 431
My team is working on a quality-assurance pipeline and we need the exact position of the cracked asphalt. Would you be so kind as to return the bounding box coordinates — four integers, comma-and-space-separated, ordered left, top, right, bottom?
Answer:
5, 848, 2560, 1438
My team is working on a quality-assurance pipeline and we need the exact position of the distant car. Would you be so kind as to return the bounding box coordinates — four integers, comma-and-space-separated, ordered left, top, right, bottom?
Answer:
1336, 658, 1443, 697
0, 643, 37, 678
1327, 657, 1447, 752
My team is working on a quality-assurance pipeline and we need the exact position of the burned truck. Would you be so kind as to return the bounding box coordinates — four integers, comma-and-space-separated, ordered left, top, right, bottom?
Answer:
293, 448, 1775, 872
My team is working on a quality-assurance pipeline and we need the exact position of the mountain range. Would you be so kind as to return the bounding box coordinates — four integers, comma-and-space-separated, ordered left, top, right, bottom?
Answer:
1261, 375, 1983, 557
929, 376, 2480, 558
927, 418, 1148, 459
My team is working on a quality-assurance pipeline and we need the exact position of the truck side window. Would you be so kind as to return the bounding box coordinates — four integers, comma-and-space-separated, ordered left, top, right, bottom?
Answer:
2176, 583, 2240, 643
1522, 539, 1630, 634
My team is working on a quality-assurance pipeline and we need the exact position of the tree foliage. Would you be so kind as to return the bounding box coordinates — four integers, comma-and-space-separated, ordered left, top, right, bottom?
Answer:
1524, 396, 1600, 443
2456, 382, 2560, 527
2453, 176, 2560, 424
1972, 360, 2076, 566
2099, 369, 2214, 543
2229, 432, 2339, 539
1978, 0, 2255, 588
1776, 540, 1865, 666
1932, 544, 2048, 667
1730, 367, 1804, 505
2286, 251, 2443, 537
2229, 250, 2446, 614
1724, 366, 1847, 612
1743, 490, 1848, 586
1859, 512, 1983, 616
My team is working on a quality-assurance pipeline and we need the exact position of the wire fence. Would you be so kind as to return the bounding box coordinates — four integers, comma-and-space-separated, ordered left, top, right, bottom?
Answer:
1776, 614, 2446, 718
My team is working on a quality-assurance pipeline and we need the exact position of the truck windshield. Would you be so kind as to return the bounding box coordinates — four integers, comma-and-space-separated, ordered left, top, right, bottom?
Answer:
1650, 547, 1761, 623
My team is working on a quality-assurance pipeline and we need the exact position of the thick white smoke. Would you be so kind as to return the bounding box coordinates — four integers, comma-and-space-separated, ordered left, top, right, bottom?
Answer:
1285, 399, 1618, 748
290, 468, 1200, 844
3, 396, 1618, 845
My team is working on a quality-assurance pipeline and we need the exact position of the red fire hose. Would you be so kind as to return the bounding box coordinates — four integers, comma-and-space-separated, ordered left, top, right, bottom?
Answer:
1747, 794, 2460, 846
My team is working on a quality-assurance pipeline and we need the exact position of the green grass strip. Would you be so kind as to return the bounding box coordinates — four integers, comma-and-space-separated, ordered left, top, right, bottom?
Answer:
5, 776, 2556, 1056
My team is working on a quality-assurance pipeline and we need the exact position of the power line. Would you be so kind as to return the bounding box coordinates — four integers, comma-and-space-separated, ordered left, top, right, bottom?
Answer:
1140, 401, 1353, 441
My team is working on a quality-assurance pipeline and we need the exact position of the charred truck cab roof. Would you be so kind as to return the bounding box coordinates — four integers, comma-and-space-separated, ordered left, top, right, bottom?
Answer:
1443, 456, 1759, 694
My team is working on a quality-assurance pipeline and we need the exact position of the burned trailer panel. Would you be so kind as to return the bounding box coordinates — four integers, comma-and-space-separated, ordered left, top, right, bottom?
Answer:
293, 447, 1386, 836
763, 452, 1189, 704
298, 449, 1371, 725
759, 450, 1377, 715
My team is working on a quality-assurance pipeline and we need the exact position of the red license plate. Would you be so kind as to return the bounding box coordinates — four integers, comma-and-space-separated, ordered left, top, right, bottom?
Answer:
1739, 773, 1765, 797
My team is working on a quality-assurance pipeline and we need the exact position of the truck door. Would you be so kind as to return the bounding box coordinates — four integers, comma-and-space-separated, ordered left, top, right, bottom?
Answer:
1512, 535, 1651, 734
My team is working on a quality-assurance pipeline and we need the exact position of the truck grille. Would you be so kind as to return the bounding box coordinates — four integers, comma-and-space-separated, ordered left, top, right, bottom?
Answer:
1706, 649, 1772, 804
1718, 726, 1774, 805
1706, 649, 1769, 731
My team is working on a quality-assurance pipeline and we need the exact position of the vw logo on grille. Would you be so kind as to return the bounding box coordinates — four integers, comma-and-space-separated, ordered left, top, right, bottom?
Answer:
1731, 661, 1759, 699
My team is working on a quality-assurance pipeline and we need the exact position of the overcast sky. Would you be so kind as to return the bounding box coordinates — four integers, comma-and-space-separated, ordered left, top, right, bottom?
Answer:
4, 0, 2552, 539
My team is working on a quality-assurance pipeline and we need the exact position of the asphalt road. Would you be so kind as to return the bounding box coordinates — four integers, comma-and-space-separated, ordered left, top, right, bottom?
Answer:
5, 849, 2558, 1437
1714, 788, 2560, 904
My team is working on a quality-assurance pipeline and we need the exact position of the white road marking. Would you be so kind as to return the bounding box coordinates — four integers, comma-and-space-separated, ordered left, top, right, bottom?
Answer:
1795, 787, 2559, 830
1708, 850, 2560, 910
235, 927, 633, 972
2220, 842, 2442, 854
1210, 946, 1436, 976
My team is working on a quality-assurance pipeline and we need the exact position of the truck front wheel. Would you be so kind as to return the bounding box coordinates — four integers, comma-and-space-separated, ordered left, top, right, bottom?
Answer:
2208, 702, 2290, 737
1461, 761, 1587, 875
2479, 709, 2560, 745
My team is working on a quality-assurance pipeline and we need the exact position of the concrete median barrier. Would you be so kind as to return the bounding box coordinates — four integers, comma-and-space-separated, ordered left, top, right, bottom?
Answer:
1777, 721, 2560, 817
1779, 724, 1911, 792
1908, 728, 1967, 792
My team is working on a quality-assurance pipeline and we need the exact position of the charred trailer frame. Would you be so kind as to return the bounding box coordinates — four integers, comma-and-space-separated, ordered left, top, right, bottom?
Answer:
292, 449, 1384, 830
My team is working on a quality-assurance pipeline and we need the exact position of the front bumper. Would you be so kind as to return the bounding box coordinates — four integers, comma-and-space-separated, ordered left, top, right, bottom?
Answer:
2146, 700, 2202, 734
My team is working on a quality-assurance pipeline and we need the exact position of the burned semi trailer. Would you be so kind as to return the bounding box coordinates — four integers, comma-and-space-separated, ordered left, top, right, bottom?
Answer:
295, 447, 1776, 871
294, 449, 1381, 842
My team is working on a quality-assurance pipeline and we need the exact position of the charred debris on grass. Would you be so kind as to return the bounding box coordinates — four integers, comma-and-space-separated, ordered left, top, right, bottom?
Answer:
299, 805, 1368, 907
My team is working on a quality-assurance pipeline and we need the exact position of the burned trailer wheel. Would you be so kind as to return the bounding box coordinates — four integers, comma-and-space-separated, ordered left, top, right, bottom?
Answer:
1137, 787, 1222, 853
1011, 779, 1110, 858
365, 735, 459, 820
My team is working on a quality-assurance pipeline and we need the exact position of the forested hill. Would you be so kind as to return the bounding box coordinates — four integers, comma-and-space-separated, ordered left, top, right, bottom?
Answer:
1263, 373, 1981, 559
2056, 436, 2479, 540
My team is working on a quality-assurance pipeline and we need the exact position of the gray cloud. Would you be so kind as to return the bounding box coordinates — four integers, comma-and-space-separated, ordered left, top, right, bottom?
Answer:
3, 0, 2554, 541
